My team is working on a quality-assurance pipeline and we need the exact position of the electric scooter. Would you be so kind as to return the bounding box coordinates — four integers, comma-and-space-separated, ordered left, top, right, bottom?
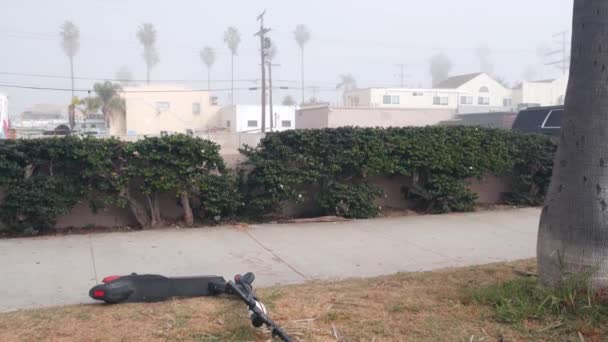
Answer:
89, 272, 293, 342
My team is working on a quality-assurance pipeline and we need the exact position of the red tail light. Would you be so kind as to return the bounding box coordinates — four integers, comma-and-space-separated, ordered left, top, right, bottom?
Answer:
93, 290, 105, 298
102, 275, 122, 283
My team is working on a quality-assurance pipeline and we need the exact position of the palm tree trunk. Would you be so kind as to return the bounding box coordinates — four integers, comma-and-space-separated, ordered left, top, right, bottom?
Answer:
537, 0, 608, 289
70, 57, 75, 100
146, 63, 150, 85
207, 68, 211, 91
231, 54, 234, 105
69, 57, 75, 130
301, 48, 305, 105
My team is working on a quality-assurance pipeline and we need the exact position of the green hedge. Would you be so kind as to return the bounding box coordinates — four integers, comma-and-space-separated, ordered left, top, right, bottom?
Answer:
0, 128, 557, 235
241, 127, 557, 218
0, 135, 236, 235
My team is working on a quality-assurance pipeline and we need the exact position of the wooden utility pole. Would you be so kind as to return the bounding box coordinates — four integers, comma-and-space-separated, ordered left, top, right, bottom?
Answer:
255, 10, 271, 133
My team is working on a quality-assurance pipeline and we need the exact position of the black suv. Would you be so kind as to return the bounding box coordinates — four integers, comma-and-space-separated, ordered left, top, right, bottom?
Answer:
512, 106, 563, 137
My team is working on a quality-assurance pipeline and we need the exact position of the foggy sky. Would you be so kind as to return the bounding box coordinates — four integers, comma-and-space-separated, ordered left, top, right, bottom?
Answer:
1, 0, 573, 115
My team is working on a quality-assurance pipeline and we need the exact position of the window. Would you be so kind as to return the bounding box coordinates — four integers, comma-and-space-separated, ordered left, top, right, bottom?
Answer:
382, 95, 400, 105
479, 86, 490, 93
460, 96, 473, 105
91, 124, 97, 128
542, 110, 563, 129
503, 98, 512, 107
281, 120, 292, 128
412, 92, 424, 97
478, 97, 490, 105
433, 96, 449, 105
156, 102, 171, 112
81, 123, 86, 129
247, 120, 258, 128
192, 102, 201, 115
210, 96, 219, 106
226, 120, 231, 128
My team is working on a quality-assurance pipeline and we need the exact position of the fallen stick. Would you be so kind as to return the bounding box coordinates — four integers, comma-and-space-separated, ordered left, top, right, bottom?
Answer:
291, 318, 316, 323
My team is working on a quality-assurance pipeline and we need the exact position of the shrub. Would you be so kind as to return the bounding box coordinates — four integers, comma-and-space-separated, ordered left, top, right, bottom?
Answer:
317, 181, 383, 219
0, 176, 81, 235
0, 135, 234, 235
241, 127, 550, 219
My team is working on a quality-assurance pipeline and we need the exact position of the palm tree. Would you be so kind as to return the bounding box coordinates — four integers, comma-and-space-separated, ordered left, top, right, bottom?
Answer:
137, 23, 159, 85
223, 27, 241, 104
282, 95, 296, 106
93, 81, 124, 130
78, 97, 101, 117
537, 0, 608, 289
294, 25, 311, 105
60, 21, 80, 129
336, 74, 357, 91
429, 53, 452, 87
200, 46, 216, 91
115, 66, 135, 87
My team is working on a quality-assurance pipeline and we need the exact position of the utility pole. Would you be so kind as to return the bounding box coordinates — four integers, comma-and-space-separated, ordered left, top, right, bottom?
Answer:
395, 64, 406, 88
267, 61, 280, 132
545, 31, 570, 75
255, 10, 271, 133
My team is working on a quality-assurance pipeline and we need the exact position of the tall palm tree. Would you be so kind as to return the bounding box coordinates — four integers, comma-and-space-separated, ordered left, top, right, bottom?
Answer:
200, 46, 216, 91
294, 25, 311, 104
137, 23, 159, 85
223, 27, 241, 104
537, 0, 608, 289
60, 21, 80, 129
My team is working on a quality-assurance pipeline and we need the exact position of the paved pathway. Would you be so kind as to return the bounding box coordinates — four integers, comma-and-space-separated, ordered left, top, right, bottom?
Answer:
0, 208, 540, 312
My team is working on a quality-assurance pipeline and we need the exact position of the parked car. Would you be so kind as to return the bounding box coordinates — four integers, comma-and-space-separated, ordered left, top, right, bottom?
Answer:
512, 106, 563, 136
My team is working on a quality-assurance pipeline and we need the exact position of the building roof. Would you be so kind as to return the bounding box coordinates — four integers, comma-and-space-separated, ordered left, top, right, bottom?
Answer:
434, 73, 483, 89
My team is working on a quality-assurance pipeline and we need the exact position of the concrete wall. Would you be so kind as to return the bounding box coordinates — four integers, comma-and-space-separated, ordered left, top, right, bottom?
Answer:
295, 104, 330, 129
123, 85, 220, 135
0, 172, 512, 229
327, 107, 455, 128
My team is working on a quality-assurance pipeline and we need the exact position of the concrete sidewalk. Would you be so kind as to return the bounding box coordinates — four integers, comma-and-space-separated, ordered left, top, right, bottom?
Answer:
0, 208, 540, 312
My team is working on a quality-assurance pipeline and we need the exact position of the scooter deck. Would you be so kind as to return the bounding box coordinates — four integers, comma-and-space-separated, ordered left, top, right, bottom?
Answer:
89, 274, 226, 304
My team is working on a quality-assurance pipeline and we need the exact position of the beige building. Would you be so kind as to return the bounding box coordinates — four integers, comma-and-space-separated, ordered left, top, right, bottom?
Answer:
118, 85, 220, 136
296, 103, 455, 130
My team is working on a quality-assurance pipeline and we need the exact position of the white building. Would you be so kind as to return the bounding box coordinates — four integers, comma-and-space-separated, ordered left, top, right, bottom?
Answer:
217, 105, 296, 133
344, 73, 514, 115
512, 74, 568, 109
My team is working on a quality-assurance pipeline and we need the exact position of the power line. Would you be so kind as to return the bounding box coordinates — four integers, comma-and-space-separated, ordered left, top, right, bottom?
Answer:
0, 83, 268, 93
0, 71, 259, 84
545, 31, 570, 75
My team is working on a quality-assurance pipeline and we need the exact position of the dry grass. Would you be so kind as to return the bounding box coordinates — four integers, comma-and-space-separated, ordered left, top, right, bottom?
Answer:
0, 260, 604, 342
